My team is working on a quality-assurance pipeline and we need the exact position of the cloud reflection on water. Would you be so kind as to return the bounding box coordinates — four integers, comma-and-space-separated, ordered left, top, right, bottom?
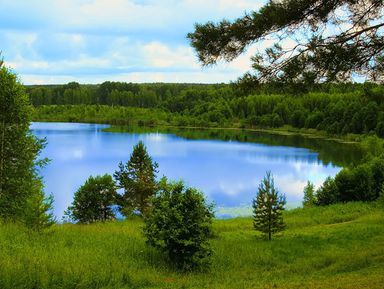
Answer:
31, 122, 341, 218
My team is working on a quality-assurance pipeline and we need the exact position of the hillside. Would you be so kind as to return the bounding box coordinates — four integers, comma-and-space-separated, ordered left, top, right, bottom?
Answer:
1, 202, 383, 289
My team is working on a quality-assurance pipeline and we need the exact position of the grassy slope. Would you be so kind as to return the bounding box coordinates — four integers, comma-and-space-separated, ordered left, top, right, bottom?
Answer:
1, 202, 383, 289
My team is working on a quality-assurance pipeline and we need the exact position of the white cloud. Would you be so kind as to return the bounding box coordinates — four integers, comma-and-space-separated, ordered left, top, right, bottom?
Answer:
0, 0, 269, 84
142, 42, 199, 69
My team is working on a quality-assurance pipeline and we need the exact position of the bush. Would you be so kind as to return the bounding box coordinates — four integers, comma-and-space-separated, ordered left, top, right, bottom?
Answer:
316, 177, 339, 205
291, 110, 306, 128
143, 179, 214, 271
305, 111, 324, 128
376, 121, 384, 138
65, 174, 117, 223
316, 155, 384, 205
302, 181, 316, 207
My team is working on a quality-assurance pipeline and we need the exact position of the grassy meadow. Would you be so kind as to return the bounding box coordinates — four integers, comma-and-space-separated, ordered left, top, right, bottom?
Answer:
0, 202, 383, 289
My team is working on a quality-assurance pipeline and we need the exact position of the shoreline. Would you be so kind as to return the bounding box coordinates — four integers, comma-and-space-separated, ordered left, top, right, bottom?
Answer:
32, 118, 360, 145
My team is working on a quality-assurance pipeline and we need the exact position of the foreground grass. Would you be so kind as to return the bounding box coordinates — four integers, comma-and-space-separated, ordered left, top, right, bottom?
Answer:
1, 202, 383, 289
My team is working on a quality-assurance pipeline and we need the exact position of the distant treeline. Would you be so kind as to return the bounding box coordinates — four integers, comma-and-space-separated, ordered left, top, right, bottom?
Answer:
27, 81, 384, 137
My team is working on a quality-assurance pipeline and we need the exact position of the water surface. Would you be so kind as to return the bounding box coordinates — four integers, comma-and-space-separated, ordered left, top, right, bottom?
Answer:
31, 122, 360, 218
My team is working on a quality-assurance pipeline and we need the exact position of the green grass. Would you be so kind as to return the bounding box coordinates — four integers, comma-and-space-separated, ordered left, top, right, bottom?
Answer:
1, 202, 383, 289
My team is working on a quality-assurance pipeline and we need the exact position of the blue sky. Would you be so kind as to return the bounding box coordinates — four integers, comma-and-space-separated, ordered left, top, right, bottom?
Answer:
0, 0, 267, 84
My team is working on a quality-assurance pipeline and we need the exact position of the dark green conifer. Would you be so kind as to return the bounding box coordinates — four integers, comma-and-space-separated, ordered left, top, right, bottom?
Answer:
114, 141, 158, 217
253, 172, 286, 240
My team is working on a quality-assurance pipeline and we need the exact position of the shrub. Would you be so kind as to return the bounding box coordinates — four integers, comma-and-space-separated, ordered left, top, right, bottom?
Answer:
302, 181, 316, 207
376, 121, 384, 138
305, 112, 324, 128
291, 110, 306, 128
316, 177, 339, 205
316, 155, 384, 205
143, 179, 214, 271
65, 174, 117, 223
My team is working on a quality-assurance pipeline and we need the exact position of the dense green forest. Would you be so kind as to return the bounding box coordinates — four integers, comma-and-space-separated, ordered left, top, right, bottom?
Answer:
28, 82, 384, 137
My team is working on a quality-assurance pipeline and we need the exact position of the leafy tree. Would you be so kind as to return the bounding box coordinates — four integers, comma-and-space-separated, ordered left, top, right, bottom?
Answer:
0, 62, 54, 229
188, 0, 384, 83
143, 178, 214, 271
114, 141, 158, 217
66, 174, 117, 224
252, 172, 286, 240
303, 181, 316, 207
316, 177, 339, 205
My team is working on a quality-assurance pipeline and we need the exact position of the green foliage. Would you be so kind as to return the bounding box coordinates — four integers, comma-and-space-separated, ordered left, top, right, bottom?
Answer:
316, 155, 384, 205
0, 64, 54, 229
378, 184, 384, 207
302, 181, 316, 207
0, 202, 382, 289
143, 179, 214, 271
188, 0, 384, 83
24, 192, 55, 231
66, 174, 117, 224
252, 172, 286, 240
316, 177, 340, 206
30, 82, 384, 140
114, 141, 158, 217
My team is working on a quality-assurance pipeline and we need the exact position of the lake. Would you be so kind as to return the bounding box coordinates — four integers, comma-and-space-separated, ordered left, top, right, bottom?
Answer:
31, 122, 362, 218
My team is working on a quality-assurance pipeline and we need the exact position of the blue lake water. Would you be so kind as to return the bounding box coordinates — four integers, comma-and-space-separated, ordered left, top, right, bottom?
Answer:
31, 122, 345, 218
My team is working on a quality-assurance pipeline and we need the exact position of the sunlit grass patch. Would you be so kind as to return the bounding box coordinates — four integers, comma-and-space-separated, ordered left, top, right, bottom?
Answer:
0, 202, 383, 289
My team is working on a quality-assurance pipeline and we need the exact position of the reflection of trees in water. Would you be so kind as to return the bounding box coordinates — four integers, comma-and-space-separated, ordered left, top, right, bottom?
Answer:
107, 126, 363, 168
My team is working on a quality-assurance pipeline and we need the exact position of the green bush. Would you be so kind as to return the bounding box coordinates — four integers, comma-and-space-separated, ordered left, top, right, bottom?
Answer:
302, 181, 316, 207
65, 174, 117, 223
316, 156, 384, 205
143, 179, 214, 271
291, 110, 306, 128
316, 177, 339, 205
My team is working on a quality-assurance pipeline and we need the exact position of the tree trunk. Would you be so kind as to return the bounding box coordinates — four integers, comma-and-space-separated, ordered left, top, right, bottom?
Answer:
268, 226, 271, 241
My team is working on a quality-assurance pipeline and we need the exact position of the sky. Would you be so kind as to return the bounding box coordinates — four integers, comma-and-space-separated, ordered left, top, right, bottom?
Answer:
0, 0, 267, 84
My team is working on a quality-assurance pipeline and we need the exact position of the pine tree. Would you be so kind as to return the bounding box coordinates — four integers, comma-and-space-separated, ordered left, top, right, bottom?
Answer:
252, 172, 286, 241
303, 181, 316, 207
114, 141, 158, 217
188, 0, 384, 84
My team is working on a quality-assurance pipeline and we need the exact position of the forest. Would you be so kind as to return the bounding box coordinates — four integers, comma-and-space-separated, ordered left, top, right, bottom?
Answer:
28, 81, 384, 137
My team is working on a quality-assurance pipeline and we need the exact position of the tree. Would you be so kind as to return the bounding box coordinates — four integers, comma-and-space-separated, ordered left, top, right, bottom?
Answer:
315, 176, 339, 205
252, 172, 286, 240
0, 62, 54, 229
65, 174, 117, 224
143, 178, 214, 271
188, 0, 384, 84
302, 181, 316, 207
114, 141, 158, 217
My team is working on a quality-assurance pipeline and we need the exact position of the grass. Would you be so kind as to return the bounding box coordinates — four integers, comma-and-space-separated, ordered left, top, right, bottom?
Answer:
0, 202, 383, 289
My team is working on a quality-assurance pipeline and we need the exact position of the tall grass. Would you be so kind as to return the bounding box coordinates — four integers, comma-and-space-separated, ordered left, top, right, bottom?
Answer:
0, 202, 383, 289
